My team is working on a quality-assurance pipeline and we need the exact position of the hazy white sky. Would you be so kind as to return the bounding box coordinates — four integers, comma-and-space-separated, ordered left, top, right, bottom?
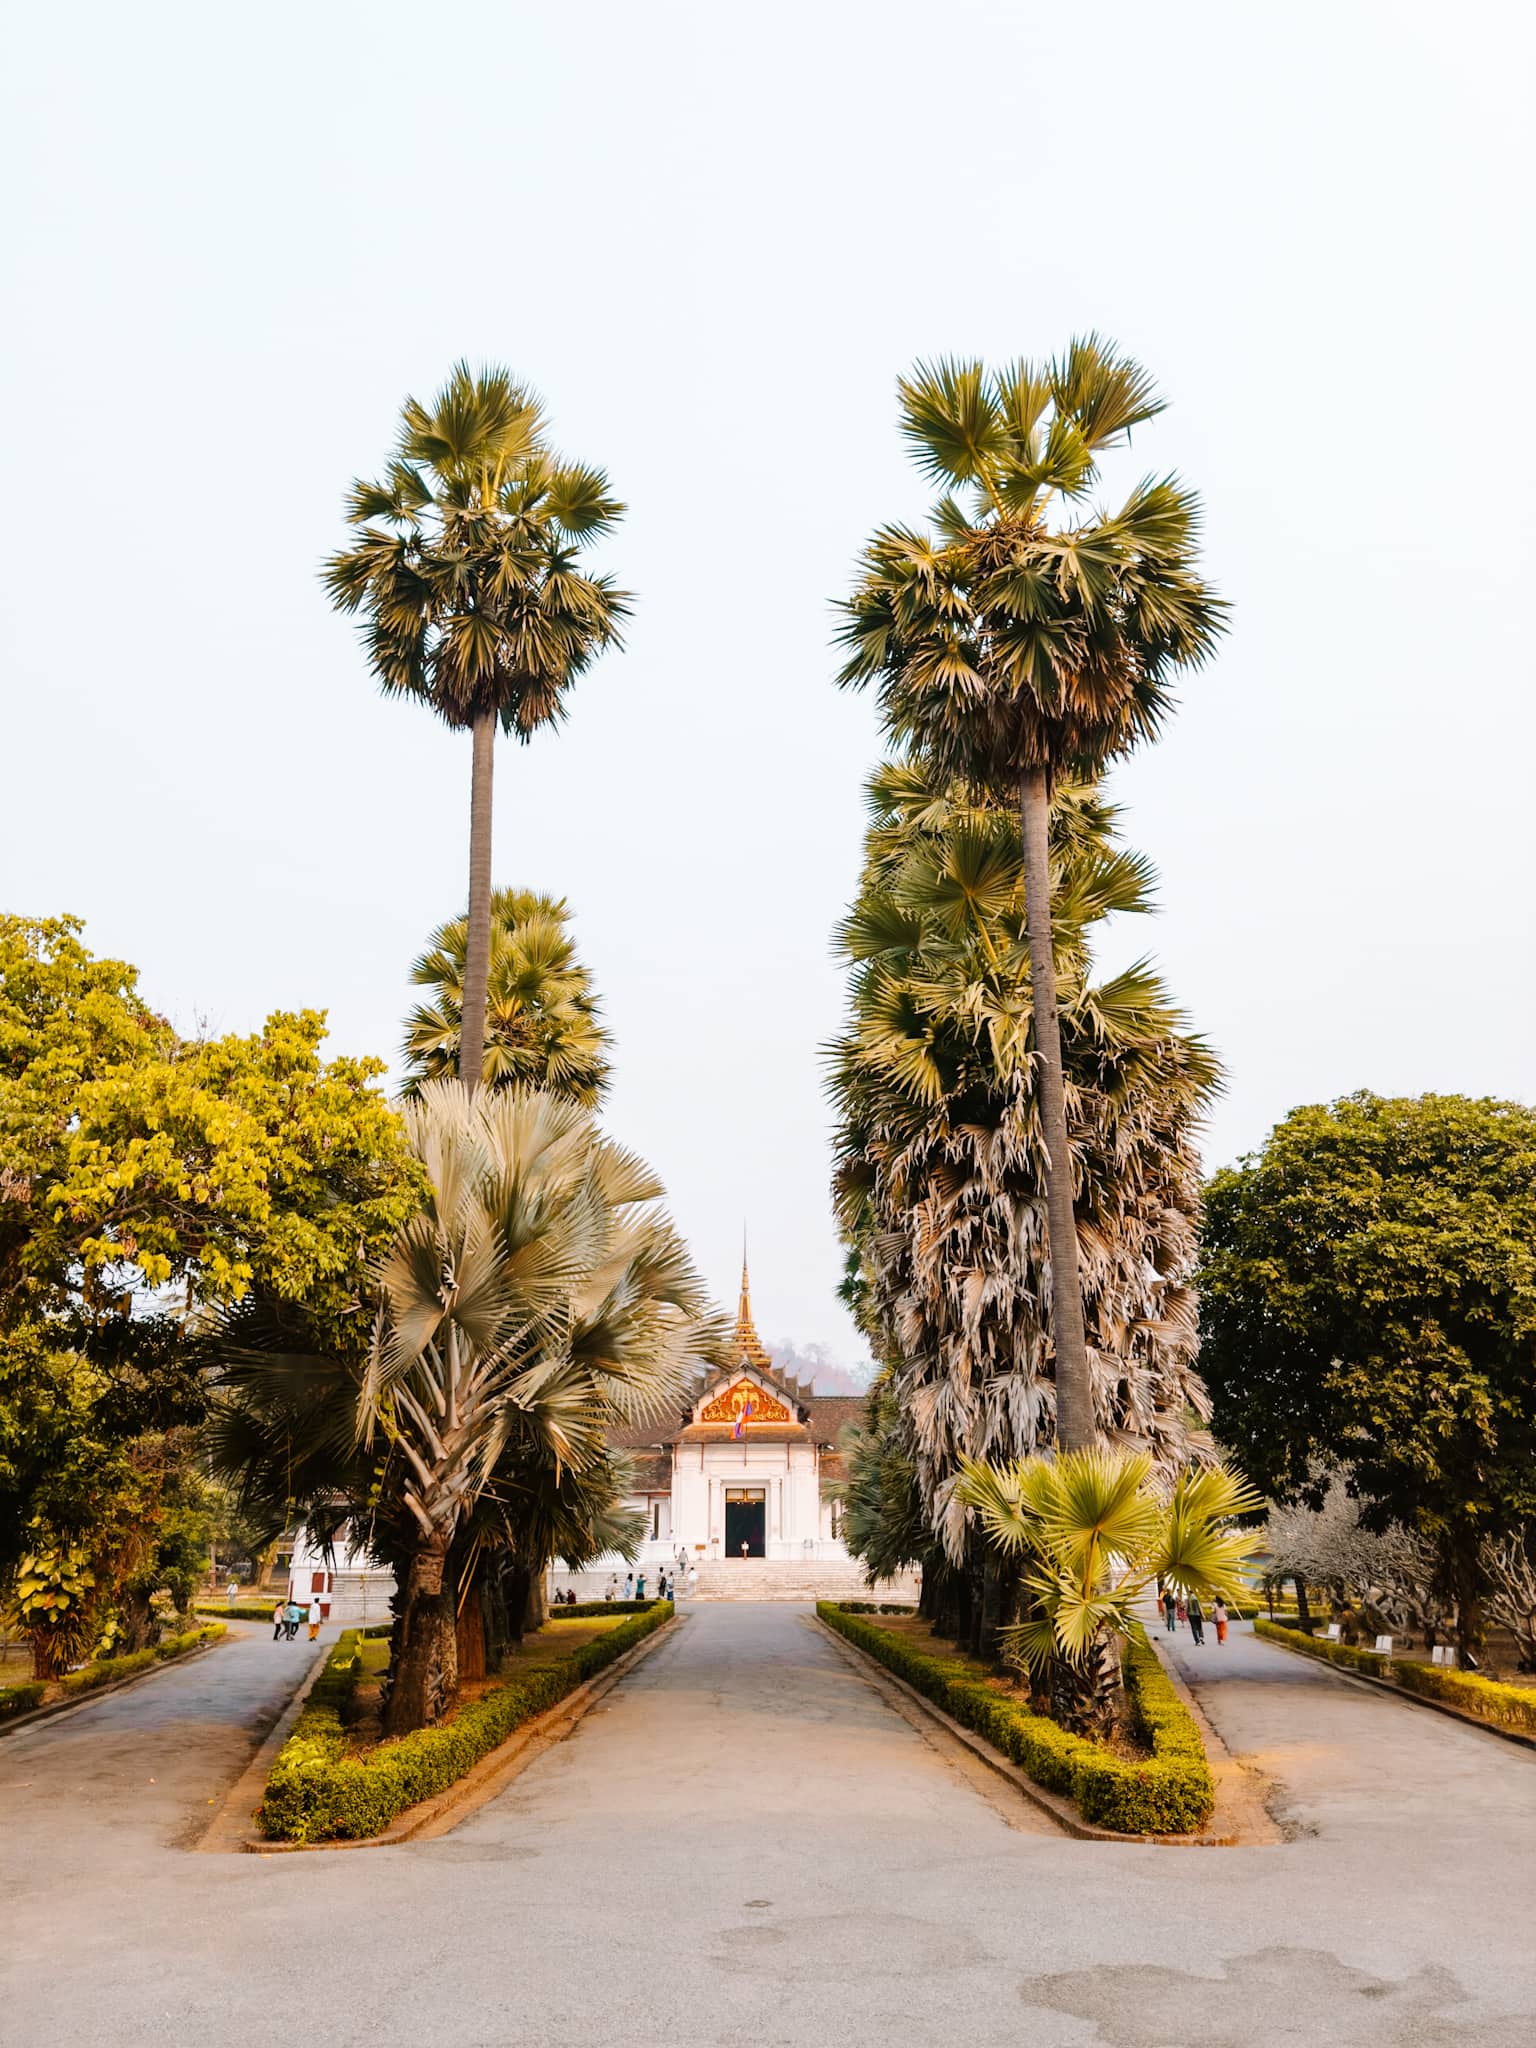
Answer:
4, 4, 1532, 1363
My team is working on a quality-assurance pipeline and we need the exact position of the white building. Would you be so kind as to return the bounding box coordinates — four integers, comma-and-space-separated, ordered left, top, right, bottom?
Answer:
601, 1260, 863, 1570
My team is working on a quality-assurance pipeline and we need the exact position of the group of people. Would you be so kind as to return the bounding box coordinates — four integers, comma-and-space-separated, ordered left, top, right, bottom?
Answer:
1160, 1587, 1229, 1645
271, 1596, 323, 1643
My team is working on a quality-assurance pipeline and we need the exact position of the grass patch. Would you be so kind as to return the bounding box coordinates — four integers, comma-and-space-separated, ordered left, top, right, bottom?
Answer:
818, 1602, 1214, 1836
257, 1602, 672, 1843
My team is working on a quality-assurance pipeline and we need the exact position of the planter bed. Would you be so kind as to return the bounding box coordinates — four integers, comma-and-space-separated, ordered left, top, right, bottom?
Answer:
257, 1601, 673, 1842
817, 1601, 1213, 1835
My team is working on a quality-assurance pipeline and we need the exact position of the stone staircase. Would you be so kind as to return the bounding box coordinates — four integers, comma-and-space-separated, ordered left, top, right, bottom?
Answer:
687, 1559, 919, 1603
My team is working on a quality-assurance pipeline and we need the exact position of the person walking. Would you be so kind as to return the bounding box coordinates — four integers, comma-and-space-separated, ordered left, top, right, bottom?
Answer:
271, 1598, 286, 1642
227, 1579, 240, 1606
1187, 1595, 1206, 1646
284, 1599, 302, 1640
1212, 1599, 1229, 1645
1161, 1586, 1178, 1633
624, 1570, 634, 1599
688, 1565, 699, 1598
306, 1596, 322, 1642
605, 1577, 616, 1603
635, 1571, 647, 1600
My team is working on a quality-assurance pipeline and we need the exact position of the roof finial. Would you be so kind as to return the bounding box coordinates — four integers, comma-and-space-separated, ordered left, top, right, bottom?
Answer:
732, 1226, 772, 1372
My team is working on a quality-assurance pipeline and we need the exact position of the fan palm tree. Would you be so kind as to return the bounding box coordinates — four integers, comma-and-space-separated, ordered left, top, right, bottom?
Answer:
956, 1447, 1261, 1730
403, 888, 610, 1103
211, 1081, 722, 1734
838, 341, 1225, 1449
831, 751, 1221, 1636
324, 364, 629, 1091
359, 1080, 719, 1731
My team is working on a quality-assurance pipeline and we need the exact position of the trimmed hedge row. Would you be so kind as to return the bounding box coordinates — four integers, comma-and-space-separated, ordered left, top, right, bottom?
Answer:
1, 1680, 47, 1719
1256, 1618, 1536, 1735
838, 1601, 917, 1615
258, 1602, 673, 1842
195, 1602, 276, 1621
1253, 1618, 1386, 1675
550, 1600, 661, 1618
816, 1603, 1213, 1836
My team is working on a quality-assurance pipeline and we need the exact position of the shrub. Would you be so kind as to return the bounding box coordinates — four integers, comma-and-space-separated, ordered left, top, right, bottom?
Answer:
55, 1623, 226, 1697
837, 1601, 917, 1615
195, 1602, 277, 1620
258, 1603, 672, 1842
817, 1603, 1213, 1835
1253, 1617, 1388, 1676
0, 1681, 47, 1720
549, 1600, 659, 1618
1392, 1658, 1536, 1735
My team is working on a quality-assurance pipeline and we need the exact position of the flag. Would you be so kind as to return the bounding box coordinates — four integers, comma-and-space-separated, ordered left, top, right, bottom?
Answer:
732, 1394, 755, 1440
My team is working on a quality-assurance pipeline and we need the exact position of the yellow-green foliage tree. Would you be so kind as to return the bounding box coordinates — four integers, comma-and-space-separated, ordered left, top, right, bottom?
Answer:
0, 914, 419, 1675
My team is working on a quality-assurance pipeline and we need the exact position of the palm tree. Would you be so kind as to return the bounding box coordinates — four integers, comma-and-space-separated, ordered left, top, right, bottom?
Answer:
831, 751, 1220, 1641
403, 888, 610, 1103
956, 1447, 1260, 1731
359, 1080, 718, 1732
838, 341, 1225, 1449
324, 364, 629, 1091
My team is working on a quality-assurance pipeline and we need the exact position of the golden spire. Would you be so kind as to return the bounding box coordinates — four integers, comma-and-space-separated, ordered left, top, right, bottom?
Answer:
733, 1234, 773, 1373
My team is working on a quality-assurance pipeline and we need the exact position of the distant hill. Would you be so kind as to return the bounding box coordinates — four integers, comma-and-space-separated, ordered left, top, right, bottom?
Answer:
766, 1338, 872, 1398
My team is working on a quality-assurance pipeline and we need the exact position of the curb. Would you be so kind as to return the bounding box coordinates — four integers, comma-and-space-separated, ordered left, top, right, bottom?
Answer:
0, 1630, 232, 1744
811, 1614, 1240, 1847
1140, 1626, 1284, 1844
236, 1610, 682, 1854
1253, 1630, 1536, 1754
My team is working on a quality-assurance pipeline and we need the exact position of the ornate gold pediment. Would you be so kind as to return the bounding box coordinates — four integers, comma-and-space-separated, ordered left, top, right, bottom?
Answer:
699, 1377, 791, 1426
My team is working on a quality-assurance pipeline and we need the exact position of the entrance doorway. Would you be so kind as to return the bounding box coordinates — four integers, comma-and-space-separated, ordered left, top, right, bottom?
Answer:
725, 1488, 766, 1558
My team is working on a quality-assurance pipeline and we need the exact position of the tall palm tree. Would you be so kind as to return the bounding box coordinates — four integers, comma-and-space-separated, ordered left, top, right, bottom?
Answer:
403, 888, 610, 1103
838, 340, 1225, 1449
830, 751, 1220, 1640
325, 364, 629, 1090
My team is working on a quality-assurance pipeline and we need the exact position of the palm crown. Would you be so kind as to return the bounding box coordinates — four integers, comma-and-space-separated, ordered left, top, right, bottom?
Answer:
403, 889, 610, 1103
324, 361, 630, 739
837, 337, 1226, 781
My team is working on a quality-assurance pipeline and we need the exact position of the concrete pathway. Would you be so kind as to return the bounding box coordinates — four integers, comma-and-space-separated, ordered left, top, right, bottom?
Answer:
2, 1604, 1532, 2047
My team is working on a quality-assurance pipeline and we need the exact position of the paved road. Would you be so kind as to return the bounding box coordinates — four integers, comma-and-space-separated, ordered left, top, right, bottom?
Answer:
1, 1605, 1532, 2047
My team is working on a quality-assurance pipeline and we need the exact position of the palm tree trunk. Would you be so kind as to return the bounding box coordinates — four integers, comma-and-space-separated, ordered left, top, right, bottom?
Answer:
385, 1534, 458, 1735
459, 709, 497, 1092
1019, 767, 1095, 1451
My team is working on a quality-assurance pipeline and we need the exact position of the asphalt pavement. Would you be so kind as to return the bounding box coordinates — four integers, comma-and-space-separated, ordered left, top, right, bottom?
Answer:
1, 1604, 1531, 2047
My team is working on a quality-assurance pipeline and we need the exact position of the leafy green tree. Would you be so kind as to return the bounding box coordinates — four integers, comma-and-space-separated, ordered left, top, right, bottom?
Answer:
838, 342, 1225, 1448
324, 364, 629, 1090
0, 914, 418, 1668
403, 888, 609, 1103
1199, 1093, 1536, 1662
830, 754, 1219, 1644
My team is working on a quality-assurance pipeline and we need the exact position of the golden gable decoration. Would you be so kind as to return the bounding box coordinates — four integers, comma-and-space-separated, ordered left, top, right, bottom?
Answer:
699, 1378, 792, 1426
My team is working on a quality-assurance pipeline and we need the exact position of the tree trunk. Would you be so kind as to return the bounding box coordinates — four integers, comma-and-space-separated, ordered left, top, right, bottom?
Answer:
1019, 767, 1094, 1451
385, 1537, 458, 1735
456, 1573, 487, 1684
1448, 1531, 1484, 1669
459, 709, 497, 1093
523, 1570, 548, 1635
1293, 1575, 1312, 1632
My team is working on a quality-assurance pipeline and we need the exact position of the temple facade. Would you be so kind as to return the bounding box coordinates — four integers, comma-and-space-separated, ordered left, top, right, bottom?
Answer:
607, 1260, 862, 1568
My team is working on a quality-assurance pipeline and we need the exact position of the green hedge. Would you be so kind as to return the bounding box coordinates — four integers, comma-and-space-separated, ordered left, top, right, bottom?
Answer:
816, 1603, 1212, 1836
550, 1599, 661, 1618
258, 1602, 673, 1842
1252, 1618, 1386, 1675
195, 1601, 276, 1620
838, 1601, 917, 1615
1256, 1618, 1536, 1735
0, 1680, 47, 1720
